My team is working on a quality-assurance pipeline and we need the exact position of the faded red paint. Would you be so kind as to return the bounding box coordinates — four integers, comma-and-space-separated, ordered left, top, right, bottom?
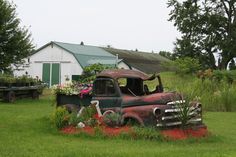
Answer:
93, 69, 203, 127
97, 69, 152, 80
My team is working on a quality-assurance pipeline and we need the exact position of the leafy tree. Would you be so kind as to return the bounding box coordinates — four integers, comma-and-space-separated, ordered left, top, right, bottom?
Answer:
173, 57, 201, 75
79, 63, 113, 83
229, 59, 236, 70
159, 51, 175, 60
0, 0, 34, 72
168, 0, 236, 69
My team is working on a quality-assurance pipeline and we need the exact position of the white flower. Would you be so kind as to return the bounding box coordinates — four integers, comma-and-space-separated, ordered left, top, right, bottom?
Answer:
77, 122, 85, 128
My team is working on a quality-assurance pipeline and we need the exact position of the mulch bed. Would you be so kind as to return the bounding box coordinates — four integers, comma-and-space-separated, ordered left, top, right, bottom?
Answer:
61, 126, 132, 136
161, 126, 208, 140
61, 125, 208, 140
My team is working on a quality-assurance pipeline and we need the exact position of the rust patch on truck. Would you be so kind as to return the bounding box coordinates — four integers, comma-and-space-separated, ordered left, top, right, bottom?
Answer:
92, 69, 203, 127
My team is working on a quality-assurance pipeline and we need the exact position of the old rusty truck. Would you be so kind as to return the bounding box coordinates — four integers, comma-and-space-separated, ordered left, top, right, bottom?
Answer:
87, 69, 202, 127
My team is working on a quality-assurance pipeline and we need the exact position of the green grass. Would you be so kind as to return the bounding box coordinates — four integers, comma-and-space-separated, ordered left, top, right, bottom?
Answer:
146, 72, 236, 111
1, 93, 236, 157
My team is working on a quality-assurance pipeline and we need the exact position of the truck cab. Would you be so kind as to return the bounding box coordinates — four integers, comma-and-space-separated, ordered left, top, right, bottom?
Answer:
92, 69, 202, 127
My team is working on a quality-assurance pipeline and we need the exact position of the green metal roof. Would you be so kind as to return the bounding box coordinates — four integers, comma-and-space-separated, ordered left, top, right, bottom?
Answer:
53, 41, 116, 68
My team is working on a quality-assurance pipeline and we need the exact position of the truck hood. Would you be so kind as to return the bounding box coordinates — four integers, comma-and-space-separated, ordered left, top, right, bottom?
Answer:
122, 92, 181, 107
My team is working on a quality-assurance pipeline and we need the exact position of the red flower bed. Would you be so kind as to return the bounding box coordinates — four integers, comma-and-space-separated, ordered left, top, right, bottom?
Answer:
102, 126, 132, 136
81, 126, 95, 135
161, 126, 208, 140
61, 126, 78, 134
61, 125, 208, 140
61, 125, 132, 136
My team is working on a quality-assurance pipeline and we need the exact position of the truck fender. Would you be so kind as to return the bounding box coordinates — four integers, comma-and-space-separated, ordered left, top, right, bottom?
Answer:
122, 113, 144, 126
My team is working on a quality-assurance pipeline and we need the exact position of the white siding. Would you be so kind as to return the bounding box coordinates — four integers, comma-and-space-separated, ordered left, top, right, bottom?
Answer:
117, 61, 131, 70
117, 61, 141, 72
14, 43, 83, 84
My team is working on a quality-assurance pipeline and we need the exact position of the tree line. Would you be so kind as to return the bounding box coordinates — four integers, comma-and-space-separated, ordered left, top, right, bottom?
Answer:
1, 0, 236, 73
162, 0, 236, 70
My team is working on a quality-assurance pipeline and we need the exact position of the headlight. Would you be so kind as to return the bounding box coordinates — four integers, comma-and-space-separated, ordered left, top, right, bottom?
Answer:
153, 107, 161, 117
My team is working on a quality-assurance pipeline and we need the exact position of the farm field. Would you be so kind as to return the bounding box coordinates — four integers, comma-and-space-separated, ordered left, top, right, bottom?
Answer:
1, 94, 236, 157
1, 73, 236, 157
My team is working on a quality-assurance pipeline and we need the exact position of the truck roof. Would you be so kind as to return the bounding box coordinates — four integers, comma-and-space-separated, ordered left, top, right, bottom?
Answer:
97, 69, 152, 80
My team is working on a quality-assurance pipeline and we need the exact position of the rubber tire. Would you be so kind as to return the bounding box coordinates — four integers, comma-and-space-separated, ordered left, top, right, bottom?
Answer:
124, 118, 141, 126
6, 91, 16, 103
32, 90, 39, 99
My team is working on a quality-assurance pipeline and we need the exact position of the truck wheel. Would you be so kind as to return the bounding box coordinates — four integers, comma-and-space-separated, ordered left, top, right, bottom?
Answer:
124, 118, 141, 126
32, 91, 39, 99
6, 91, 16, 103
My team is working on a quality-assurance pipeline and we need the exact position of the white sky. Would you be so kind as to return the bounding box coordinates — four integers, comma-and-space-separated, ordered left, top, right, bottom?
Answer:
13, 0, 180, 52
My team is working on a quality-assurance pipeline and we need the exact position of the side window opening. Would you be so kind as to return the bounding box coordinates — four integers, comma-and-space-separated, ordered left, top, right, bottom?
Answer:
118, 78, 144, 96
94, 79, 116, 96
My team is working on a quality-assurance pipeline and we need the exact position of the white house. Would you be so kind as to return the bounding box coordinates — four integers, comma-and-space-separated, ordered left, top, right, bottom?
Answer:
13, 41, 170, 86
14, 41, 117, 86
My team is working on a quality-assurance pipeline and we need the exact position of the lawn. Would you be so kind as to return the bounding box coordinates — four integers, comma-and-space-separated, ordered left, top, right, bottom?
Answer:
0, 92, 236, 157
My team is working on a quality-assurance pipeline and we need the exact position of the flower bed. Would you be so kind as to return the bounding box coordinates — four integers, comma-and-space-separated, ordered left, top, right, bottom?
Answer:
61, 126, 133, 136
52, 104, 208, 140
61, 125, 208, 140
161, 126, 208, 140
53, 82, 93, 106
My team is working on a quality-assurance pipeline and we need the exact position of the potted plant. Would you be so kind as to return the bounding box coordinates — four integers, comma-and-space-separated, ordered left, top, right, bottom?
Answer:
54, 82, 92, 107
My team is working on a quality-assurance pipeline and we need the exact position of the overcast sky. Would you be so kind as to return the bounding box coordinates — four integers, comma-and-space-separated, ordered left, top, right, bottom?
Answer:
13, 0, 180, 52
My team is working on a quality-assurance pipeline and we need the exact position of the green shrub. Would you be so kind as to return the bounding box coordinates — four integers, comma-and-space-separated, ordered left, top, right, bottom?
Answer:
173, 57, 201, 75
68, 111, 79, 126
78, 105, 97, 122
212, 70, 236, 84
79, 63, 113, 83
103, 112, 122, 127
77, 105, 98, 127
51, 107, 69, 129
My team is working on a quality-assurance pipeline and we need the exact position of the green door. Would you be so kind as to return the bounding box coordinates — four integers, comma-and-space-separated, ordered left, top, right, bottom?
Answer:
42, 63, 50, 86
42, 63, 60, 86
51, 63, 60, 86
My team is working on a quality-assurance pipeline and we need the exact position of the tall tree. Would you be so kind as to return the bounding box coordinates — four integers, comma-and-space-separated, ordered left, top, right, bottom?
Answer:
0, 0, 34, 72
168, 0, 236, 69
159, 51, 175, 60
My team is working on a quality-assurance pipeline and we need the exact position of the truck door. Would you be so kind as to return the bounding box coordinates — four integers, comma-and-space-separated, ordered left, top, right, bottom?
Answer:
92, 78, 122, 112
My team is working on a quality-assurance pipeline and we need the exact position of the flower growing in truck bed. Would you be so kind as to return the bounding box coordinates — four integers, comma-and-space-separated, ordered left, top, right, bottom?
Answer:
52, 82, 93, 96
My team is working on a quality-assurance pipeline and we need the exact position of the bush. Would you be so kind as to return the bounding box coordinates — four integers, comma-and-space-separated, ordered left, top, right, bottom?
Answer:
212, 70, 236, 84
103, 112, 122, 127
68, 111, 79, 126
79, 63, 113, 83
173, 57, 201, 75
51, 107, 70, 129
77, 104, 99, 127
